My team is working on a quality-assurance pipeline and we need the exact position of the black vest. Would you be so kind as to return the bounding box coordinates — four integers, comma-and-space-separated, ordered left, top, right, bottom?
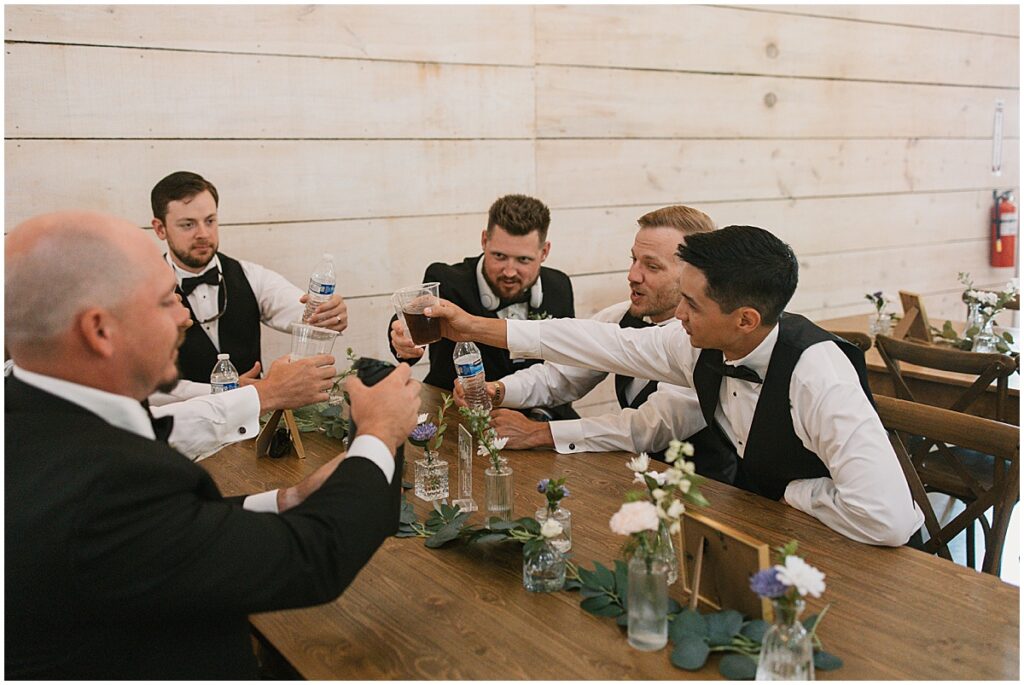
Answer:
692, 313, 874, 501
615, 311, 737, 483
176, 253, 263, 383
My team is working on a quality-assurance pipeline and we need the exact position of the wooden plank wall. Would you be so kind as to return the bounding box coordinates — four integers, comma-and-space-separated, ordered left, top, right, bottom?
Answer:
5, 5, 1019, 417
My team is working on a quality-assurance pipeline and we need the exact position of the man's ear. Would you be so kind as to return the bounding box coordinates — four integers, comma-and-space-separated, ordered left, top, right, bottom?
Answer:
539, 240, 551, 263
152, 218, 168, 240
76, 307, 117, 359
480, 229, 489, 253
736, 306, 762, 333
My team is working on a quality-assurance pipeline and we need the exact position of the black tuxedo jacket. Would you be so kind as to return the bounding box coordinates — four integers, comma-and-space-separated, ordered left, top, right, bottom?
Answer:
5, 377, 402, 679
389, 255, 577, 420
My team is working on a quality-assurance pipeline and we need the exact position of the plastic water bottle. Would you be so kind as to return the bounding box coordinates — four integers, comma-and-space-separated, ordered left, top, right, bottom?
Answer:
453, 341, 491, 412
302, 252, 336, 323
210, 353, 239, 393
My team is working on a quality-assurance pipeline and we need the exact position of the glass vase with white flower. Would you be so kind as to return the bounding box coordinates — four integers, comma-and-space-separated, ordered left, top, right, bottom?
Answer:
863, 291, 894, 337
939, 273, 1019, 354
409, 393, 454, 501
522, 518, 567, 592
459, 406, 512, 523
535, 477, 571, 553
749, 541, 827, 681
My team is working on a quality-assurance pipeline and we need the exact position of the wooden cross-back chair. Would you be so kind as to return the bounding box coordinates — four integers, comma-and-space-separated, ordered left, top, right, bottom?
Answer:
825, 330, 872, 353
875, 396, 1019, 575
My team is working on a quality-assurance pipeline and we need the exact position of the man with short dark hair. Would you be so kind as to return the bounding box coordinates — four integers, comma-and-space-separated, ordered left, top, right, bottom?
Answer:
5, 210, 420, 679
151, 171, 348, 385
424, 225, 924, 545
389, 193, 577, 419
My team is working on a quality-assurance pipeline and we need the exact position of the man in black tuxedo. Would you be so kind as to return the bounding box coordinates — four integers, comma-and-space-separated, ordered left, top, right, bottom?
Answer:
389, 194, 577, 420
5, 210, 421, 679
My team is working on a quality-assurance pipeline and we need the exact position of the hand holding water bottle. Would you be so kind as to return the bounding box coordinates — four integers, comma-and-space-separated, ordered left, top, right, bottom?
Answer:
300, 252, 348, 332
453, 341, 491, 413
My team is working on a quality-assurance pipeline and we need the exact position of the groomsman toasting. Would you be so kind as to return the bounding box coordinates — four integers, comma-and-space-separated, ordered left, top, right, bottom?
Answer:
424, 225, 924, 546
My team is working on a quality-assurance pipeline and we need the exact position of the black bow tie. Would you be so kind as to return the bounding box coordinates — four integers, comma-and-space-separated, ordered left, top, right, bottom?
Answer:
708, 359, 763, 384
179, 267, 220, 296
141, 400, 175, 443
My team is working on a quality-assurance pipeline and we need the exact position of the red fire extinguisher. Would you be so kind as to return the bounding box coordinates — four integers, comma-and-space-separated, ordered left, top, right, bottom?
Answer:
990, 190, 1017, 268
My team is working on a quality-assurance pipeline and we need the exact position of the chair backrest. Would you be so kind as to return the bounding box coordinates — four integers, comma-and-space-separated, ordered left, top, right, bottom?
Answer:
875, 395, 1020, 575
826, 329, 872, 353
874, 334, 1018, 423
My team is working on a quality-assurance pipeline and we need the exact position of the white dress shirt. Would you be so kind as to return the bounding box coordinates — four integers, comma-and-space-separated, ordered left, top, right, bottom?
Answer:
505, 317, 924, 546
149, 386, 260, 462
500, 301, 705, 454
10, 365, 396, 513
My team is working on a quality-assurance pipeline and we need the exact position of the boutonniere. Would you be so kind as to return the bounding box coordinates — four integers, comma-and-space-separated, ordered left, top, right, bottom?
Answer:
528, 309, 553, 320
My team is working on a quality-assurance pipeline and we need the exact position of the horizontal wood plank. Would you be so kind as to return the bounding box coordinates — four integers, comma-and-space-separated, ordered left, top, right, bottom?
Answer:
535, 5, 1019, 88
4, 140, 536, 226
6, 44, 535, 139
751, 4, 1020, 37
538, 66, 1019, 139
536, 138, 1020, 209
4, 5, 535, 65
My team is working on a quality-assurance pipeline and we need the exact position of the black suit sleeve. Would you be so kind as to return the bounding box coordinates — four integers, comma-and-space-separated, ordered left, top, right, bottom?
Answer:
70, 451, 402, 620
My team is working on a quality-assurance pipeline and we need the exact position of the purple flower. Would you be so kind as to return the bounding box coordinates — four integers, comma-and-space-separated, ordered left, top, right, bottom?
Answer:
559, 485, 570, 499
750, 568, 788, 599
537, 478, 550, 494
409, 422, 437, 444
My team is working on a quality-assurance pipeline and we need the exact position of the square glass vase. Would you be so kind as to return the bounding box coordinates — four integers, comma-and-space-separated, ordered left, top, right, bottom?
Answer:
414, 452, 449, 502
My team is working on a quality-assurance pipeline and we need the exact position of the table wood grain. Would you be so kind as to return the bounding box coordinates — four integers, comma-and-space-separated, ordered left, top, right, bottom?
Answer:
201, 386, 1019, 680
820, 313, 1019, 425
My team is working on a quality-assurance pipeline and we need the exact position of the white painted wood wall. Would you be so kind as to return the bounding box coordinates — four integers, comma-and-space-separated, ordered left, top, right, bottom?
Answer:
5, 5, 1019, 415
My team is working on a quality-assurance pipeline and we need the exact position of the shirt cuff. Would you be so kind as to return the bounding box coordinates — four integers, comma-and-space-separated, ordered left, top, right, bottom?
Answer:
347, 434, 396, 484
244, 490, 280, 513
227, 385, 261, 438
550, 419, 585, 454
500, 375, 527, 408
506, 319, 541, 360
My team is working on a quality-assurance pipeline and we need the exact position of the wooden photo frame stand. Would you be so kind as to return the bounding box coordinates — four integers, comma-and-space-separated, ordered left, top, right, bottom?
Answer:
893, 290, 932, 342
254, 409, 306, 459
680, 510, 771, 619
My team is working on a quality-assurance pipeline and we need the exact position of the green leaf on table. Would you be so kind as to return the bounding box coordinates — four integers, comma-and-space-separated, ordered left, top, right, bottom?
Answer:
424, 519, 465, 548
802, 613, 820, 633
401, 480, 413, 490
580, 585, 607, 599
613, 559, 628, 593
470, 532, 508, 545
670, 608, 708, 642
667, 598, 682, 615
485, 519, 519, 532
399, 499, 418, 525
577, 565, 601, 589
580, 595, 613, 612
563, 577, 582, 592
739, 619, 769, 643
670, 634, 710, 670
522, 538, 544, 558
718, 653, 758, 680
1002, 331, 1015, 343
707, 610, 744, 646
593, 561, 615, 588
814, 650, 844, 671
394, 525, 419, 538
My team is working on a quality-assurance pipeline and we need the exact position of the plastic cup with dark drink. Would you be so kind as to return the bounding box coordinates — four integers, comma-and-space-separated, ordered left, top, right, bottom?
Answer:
393, 282, 441, 347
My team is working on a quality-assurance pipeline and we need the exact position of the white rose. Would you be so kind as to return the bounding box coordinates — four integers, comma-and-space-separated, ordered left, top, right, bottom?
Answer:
627, 453, 650, 473
417, 413, 429, 425
609, 501, 660, 536
540, 518, 563, 539
775, 556, 826, 598
666, 500, 686, 520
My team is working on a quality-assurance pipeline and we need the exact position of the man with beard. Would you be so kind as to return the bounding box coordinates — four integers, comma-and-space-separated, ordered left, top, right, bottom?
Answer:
389, 194, 577, 420
5, 210, 420, 678
455, 206, 735, 481
150, 171, 348, 386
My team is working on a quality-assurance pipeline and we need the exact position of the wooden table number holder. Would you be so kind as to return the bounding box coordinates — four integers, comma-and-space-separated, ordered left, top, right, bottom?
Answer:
254, 409, 306, 459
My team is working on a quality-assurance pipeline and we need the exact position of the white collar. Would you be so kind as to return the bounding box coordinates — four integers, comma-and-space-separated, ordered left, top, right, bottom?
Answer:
475, 255, 543, 312
166, 252, 221, 283
11, 365, 155, 440
727, 323, 779, 379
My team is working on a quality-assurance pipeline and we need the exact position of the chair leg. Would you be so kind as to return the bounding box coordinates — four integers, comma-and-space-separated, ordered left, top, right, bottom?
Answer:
982, 468, 1020, 576
966, 521, 976, 569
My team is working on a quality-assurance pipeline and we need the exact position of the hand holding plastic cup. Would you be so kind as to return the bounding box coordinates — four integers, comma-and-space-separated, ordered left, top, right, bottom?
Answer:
289, 322, 339, 361
393, 282, 441, 347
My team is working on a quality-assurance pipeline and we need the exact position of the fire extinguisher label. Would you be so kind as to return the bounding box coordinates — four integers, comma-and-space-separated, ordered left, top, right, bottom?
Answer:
1001, 212, 1018, 236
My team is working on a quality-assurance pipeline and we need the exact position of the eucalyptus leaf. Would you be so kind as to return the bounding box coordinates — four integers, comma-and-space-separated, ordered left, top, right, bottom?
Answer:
394, 529, 419, 538
670, 608, 709, 642
401, 480, 414, 490
470, 532, 508, 545
399, 506, 418, 525
593, 562, 615, 588
580, 595, 614, 612
801, 613, 820, 633
718, 653, 758, 680
580, 586, 607, 599
814, 651, 843, 671
739, 619, 769, 643
613, 559, 628, 593
587, 603, 625, 618
707, 610, 744, 647
522, 538, 544, 558
485, 519, 519, 532
667, 598, 682, 615
424, 520, 465, 548
670, 635, 711, 670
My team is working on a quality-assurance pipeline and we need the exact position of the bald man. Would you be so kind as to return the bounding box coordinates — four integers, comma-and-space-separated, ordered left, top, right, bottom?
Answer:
5, 211, 420, 679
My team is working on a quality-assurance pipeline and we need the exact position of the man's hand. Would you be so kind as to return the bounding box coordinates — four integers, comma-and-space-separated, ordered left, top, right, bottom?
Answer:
423, 299, 508, 349
254, 354, 337, 413
238, 361, 262, 386
390, 318, 425, 361
490, 408, 554, 449
346, 363, 420, 454
277, 452, 345, 512
453, 379, 501, 409
301, 293, 348, 333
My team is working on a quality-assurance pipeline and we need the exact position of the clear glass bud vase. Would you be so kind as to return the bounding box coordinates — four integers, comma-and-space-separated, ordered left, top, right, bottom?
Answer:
414, 450, 449, 501
868, 311, 893, 337
651, 522, 679, 585
484, 461, 513, 523
535, 505, 572, 553
756, 598, 814, 681
522, 540, 565, 592
971, 318, 1000, 353
627, 555, 669, 651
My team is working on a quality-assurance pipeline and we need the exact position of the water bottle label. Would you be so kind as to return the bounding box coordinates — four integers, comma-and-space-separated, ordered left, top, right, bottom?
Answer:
308, 278, 335, 296
455, 359, 484, 377
211, 381, 239, 393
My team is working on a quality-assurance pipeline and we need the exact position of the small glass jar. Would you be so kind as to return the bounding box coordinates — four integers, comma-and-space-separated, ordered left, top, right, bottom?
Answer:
414, 450, 449, 501
651, 522, 679, 586
522, 540, 566, 592
627, 555, 669, 651
971, 317, 1001, 353
755, 598, 814, 681
535, 505, 572, 553
484, 461, 513, 523
868, 311, 893, 337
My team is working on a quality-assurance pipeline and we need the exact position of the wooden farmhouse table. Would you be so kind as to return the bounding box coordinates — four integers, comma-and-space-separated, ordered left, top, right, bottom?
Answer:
201, 385, 1019, 680
819, 313, 1019, 425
